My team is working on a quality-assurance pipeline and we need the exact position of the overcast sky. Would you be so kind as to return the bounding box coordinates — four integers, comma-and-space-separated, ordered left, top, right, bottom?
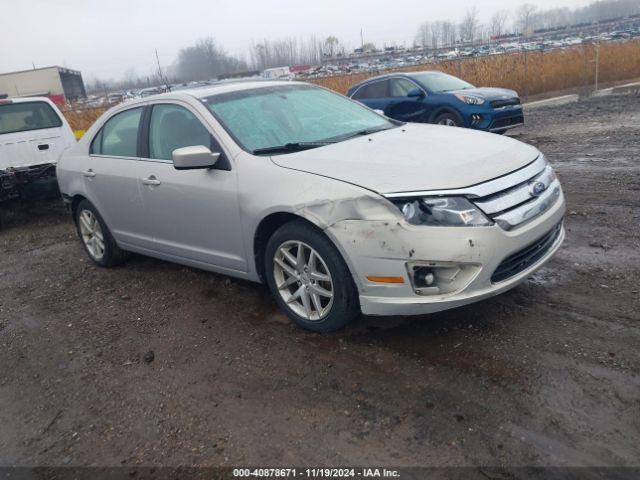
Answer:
2, 0, 589, 81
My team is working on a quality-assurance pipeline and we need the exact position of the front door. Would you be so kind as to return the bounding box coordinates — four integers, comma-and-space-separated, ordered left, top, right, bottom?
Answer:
138, 103, 247, 273
385, 78, 429, 123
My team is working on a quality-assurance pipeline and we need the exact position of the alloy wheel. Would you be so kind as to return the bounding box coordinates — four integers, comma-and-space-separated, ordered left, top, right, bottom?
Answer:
78, 209, 105, 260
438, 118, 458, 126
273, 241, 334, 321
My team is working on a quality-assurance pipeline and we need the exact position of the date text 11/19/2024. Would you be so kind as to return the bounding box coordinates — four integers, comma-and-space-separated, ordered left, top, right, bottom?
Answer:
233, 468, 401, 478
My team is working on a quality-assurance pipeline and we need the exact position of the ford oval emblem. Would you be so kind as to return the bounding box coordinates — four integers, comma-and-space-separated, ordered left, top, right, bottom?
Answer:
530, 181, 547, 197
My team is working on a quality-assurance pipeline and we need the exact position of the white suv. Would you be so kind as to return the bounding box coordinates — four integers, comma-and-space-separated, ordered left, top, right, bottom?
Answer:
57, 81, 565, 332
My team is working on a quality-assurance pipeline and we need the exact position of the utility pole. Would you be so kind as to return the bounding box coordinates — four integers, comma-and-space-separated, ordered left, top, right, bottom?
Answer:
524, 50, 529, 101
155, 48, 170, 91
360, 28, 364, 51
595, 21, 600, 93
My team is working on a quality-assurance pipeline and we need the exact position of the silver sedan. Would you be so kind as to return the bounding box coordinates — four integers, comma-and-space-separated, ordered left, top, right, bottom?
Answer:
57, 81, 564, 332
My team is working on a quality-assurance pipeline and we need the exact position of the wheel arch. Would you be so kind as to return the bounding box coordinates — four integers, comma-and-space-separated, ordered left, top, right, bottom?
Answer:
252, 211, 360, 290
70, 194, 88, 224
429, 106, 464, 125
253, 212, 321, 282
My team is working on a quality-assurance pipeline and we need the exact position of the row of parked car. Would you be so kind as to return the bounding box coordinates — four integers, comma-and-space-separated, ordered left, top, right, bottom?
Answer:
1, 72, 564, 333
297, 28, 640, 78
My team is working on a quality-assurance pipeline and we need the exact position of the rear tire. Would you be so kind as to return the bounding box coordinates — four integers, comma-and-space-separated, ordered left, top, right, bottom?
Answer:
264, 221, 360, 332
75, 199, 128, 267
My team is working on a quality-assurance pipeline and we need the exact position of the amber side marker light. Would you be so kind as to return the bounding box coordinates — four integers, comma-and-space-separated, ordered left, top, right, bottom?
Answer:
366, 276, 405, 284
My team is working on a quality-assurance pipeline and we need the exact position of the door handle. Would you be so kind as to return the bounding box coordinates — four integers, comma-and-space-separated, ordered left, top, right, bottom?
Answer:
141, 175, 161, 186
38, 144, 49, 151
82, 169, 96, 178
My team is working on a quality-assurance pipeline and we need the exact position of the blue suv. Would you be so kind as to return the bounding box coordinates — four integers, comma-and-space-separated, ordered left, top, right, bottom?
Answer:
347, 71, 524, 134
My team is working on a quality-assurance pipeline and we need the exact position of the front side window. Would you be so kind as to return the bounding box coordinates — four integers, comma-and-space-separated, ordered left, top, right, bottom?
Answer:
203, 85, 395, 154
390, 78, 420, 97
95, 107, 142, 157
0, 101, 62, 135
149, 104, 212, 161
353, 80, 389, 100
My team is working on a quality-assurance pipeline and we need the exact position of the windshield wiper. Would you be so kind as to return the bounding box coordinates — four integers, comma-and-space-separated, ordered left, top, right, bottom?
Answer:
252, 141, 334, 155
335, 125, 394, 142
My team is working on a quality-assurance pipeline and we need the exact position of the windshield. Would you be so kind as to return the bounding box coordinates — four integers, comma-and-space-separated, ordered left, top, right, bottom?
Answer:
410, 72, 475, 93
202, 84, 395, 154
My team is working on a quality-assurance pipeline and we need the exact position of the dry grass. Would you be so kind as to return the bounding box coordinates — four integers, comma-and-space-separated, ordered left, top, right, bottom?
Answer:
61, 106, 107, 136
311, 40, 640, 96
63, 40, 640, 133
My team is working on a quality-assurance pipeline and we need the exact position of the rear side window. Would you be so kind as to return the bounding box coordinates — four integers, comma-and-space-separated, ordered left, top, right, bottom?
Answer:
352, 80, 389, 100
0, 101, 63, 135
93, 108, 142, 157
149, 104, 212, 161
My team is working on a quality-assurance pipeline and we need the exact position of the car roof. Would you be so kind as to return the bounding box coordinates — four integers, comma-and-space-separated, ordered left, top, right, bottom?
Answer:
124, 80, 301, 106
349, 70, 441, 91
2, 96, 56, 104
90, 80, 315, 126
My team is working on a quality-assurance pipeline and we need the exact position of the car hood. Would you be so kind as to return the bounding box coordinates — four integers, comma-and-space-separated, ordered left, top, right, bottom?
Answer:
270, 123, 539, 194
452, 87, 519, 101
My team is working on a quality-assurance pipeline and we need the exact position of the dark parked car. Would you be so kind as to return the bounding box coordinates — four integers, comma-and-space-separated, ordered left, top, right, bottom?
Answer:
347, 71, 524, 134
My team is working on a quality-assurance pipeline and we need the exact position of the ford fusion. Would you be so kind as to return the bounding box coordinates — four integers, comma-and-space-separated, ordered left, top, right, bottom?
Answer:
57, 81, 565, 332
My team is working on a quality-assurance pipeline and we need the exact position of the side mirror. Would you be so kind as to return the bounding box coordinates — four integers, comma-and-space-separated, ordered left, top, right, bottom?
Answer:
172, 145, 220, 170
407, 88, 425, 98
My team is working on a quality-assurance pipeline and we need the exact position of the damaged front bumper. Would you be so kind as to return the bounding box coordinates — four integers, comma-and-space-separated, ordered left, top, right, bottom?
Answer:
326, 189, 566, 316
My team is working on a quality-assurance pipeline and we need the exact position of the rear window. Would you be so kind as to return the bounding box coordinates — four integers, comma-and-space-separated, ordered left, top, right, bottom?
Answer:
0, 101, 63, 135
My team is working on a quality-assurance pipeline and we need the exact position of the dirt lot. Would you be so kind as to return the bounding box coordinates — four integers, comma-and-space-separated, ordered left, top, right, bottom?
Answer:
0, 94, 638, 469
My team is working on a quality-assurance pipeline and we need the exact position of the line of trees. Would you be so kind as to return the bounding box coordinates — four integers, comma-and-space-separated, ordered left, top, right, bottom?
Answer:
414, 0, 640, 49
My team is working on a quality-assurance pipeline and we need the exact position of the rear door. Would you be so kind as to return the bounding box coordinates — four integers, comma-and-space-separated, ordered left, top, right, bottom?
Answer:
350, 79, 390, 112
85, 106, 153, 249
0, 100, 75, 170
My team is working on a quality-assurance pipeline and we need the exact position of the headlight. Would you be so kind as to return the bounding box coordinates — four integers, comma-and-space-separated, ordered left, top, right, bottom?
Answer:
392, 197, 492, 227
454, 94, 485, 105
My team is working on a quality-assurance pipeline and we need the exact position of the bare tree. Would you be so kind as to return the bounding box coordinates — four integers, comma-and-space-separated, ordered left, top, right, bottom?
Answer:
441, 21, 457, 48
323, 36, 340, 57
249, 36, 325, 69
415, 22, 431, 49
490, 10, 510, 38
515, 4, 538, 36
460, 6, 480, 43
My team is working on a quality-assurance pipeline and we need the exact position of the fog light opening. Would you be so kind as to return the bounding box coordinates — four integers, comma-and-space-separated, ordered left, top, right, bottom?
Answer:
413, 267, 435, 288
408, 262, 482, 297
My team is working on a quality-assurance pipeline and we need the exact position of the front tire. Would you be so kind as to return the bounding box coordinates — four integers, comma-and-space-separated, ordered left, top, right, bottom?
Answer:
75, 200, 128, 267
434, 112, 462, 127
264, 221, 360, 332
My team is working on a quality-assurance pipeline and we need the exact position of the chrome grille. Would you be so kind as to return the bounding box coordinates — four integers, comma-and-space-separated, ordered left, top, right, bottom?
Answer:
470, 158, 561, 230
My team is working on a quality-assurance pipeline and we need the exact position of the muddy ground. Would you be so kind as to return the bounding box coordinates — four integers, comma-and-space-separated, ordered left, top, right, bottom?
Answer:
0, 94, 638, 469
